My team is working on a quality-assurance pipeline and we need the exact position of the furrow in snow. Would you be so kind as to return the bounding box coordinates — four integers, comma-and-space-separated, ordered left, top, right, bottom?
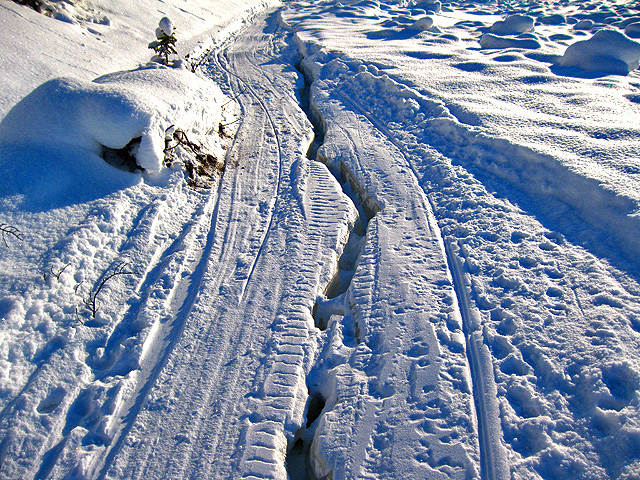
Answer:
303, 63, 508, 479
286, 57, 384, 480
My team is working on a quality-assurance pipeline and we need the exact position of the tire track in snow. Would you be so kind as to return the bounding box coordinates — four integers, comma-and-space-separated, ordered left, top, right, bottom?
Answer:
89, 46, 287, 477
87, 13, 349, 480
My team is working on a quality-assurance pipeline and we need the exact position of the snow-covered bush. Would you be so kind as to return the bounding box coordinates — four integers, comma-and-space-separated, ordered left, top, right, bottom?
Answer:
556, 29, 640, 74
149, 17, 178, 66
0, 66, 226, 177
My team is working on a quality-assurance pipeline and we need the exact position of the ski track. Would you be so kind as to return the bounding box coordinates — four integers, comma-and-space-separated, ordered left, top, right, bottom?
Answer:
332, 82, 509, 480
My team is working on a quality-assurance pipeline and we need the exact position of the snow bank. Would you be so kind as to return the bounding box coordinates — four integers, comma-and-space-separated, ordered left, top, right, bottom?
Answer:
0, 66, 225, 175
557, 29, 640, 74
490, 14, 534, 35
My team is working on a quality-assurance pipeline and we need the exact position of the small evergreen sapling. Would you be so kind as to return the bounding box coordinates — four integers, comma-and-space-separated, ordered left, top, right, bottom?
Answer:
149, 17, 177, 66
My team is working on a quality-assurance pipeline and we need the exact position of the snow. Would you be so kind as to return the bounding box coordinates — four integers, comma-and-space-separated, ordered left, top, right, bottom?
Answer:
489, 14, 535, 35
409, 16, 434, 31
0, 0, 640, 479
479, 33, 542, 49
158, 17, 173, 37
557, 29, 640, 74
627, 22, 640, 38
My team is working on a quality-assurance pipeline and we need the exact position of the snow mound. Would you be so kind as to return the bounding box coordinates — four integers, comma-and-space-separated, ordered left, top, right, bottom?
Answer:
556, 29, 640, 74
409, 16, 434, 31
573, 19, 594, 31
414, 1, 441, 14
626, 22, 640, 39
538, 13, 566, 25
480, 33, 541, 49
490, 14, 535, 35
0, 66, 225, 174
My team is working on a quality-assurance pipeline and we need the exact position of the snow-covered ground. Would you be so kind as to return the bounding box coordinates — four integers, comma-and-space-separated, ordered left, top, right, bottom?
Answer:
1, 0, 640, 479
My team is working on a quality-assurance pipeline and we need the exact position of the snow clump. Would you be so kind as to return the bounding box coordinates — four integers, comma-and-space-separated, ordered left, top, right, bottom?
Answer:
0, 66, 226, 174
480, 33, 541, 49
556, 29, 640, 74
490, 14, 535, 35
626, 22, 640, 39
414, 0, 441, 14
573, 19, 594, 31
409, 16, 434, 31
158, 16, 173, 36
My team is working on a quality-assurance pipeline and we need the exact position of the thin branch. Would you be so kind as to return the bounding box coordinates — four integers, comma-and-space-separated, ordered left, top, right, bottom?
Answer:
51, 263, 70, 281
0, 223, 22, 247
220, 88, 247, 109
82, 262, 133, 319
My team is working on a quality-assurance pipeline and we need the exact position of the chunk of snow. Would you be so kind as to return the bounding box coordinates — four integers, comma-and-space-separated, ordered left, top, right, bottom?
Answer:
538, 14, 566, 25
490, 14, 535, 35
159, 17, 174, 37
480, 33, 541, 49
414, 1, 441, 14
0, 66, 225, 174
573, 19, 594, 30
626, 22, 640, 39
556, 29, 640, 74
409, 16, 434, 31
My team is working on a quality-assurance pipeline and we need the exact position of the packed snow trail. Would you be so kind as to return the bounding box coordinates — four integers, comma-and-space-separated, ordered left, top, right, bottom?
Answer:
283, 1, 640, 478
0, 9, 352, 480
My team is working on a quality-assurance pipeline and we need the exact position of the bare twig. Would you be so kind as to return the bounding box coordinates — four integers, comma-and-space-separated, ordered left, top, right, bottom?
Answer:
82, 262, 133, 319
0, 223, 22, 247
51, 264, 70, 281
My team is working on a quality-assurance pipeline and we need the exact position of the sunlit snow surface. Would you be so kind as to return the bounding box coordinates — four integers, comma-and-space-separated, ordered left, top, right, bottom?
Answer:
0, 0, 640, 479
